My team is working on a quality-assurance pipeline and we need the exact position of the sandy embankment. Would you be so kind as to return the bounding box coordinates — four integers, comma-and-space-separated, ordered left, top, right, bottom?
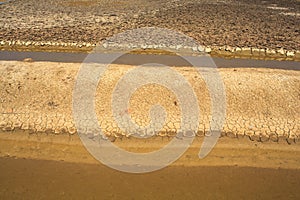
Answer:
0, 60, 299, 169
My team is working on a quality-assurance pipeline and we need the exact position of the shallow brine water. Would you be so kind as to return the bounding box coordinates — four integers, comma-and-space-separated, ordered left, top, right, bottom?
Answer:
0, 50, 299, 70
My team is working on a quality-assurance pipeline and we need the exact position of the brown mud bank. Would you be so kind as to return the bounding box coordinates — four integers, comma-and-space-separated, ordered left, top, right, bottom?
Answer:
1, 131, 300, 169
1, 130, 300, 199
1, 156, 300, 199
1, 109, 300, 199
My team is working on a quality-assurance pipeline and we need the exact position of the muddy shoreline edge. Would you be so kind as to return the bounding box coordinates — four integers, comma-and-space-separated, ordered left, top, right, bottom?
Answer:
1, 43, 300, 61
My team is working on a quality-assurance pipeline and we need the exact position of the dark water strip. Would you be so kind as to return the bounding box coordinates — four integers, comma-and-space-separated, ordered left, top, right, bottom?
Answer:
0, 51, 299, 70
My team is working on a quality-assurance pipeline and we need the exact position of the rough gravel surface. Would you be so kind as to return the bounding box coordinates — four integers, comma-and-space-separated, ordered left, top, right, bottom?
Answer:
0, 0, 299, 52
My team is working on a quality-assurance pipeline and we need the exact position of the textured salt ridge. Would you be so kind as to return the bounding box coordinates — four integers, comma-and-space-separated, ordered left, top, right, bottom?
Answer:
0, 41, 299, 61
0, 61, 299, 144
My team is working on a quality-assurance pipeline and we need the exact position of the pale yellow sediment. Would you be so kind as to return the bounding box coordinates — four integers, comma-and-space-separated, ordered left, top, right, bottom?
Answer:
0, 61, 299, 143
